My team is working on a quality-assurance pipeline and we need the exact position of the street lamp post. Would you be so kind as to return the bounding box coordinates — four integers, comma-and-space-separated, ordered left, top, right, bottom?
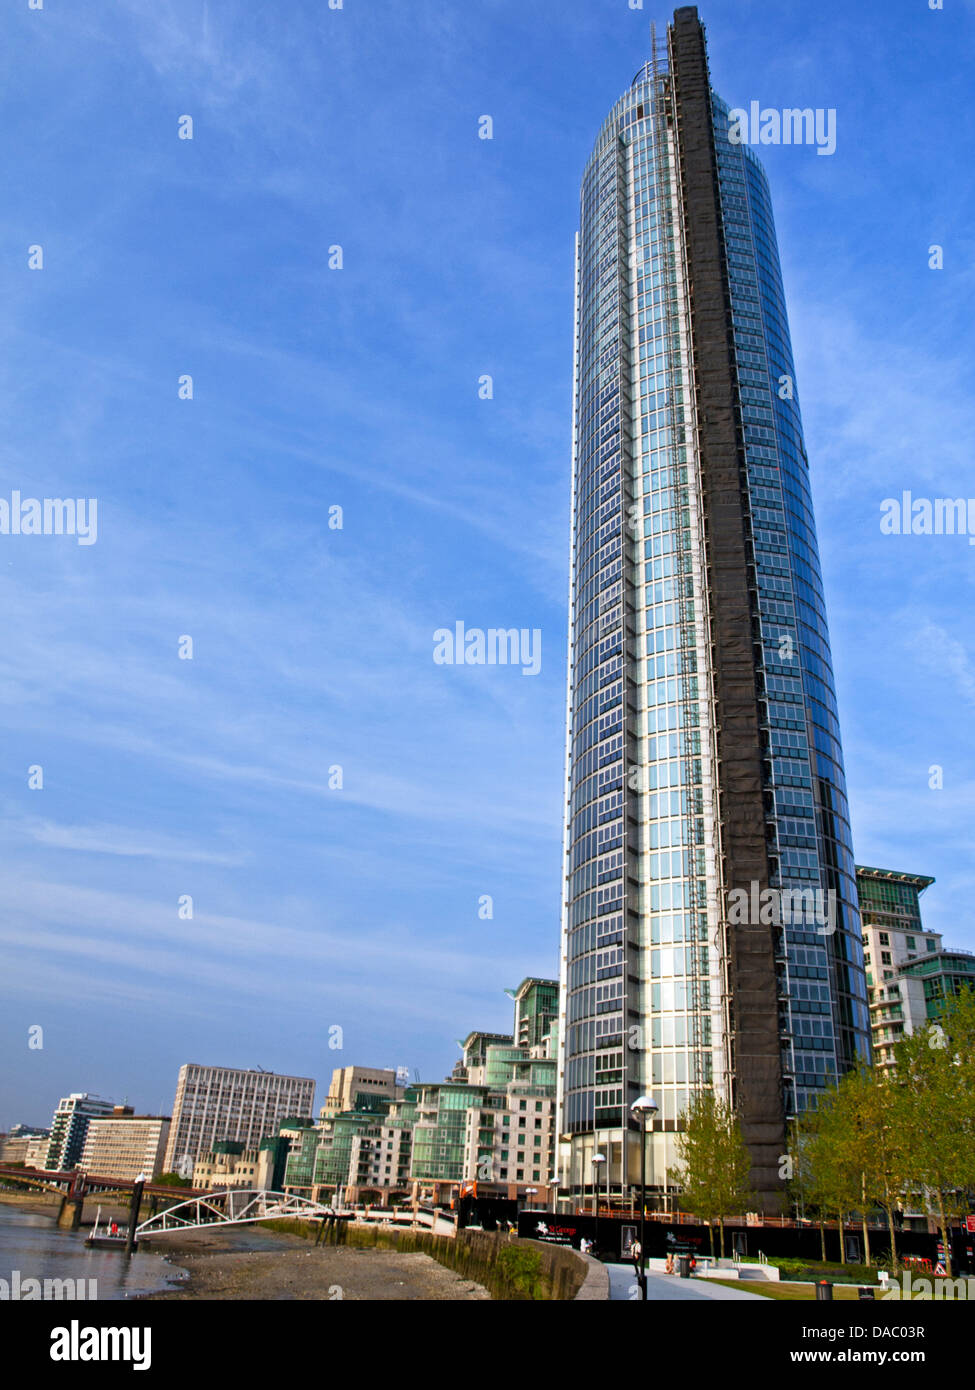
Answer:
558, 1133, 573, 1214
630, 1096, 658, 1301
592, 1153, 605, 1254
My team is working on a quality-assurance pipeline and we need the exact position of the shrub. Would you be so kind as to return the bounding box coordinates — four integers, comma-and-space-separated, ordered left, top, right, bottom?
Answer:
497, 1247, 543, 1299
767, 1256, 882, 1285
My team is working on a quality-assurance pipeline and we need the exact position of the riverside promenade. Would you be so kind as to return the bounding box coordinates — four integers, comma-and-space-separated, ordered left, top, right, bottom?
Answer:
606, 1261, 769, 1302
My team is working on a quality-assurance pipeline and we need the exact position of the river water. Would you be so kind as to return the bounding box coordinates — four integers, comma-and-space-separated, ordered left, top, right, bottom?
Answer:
0, 1202, 187, 1301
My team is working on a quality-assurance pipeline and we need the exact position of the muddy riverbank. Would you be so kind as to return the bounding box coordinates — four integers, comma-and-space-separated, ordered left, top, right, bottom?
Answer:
138, 1225, 490, 1301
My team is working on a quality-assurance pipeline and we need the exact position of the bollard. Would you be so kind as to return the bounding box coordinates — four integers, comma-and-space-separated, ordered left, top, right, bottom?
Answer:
815, 1280, 833, 1301
125, 1181, 143, 1256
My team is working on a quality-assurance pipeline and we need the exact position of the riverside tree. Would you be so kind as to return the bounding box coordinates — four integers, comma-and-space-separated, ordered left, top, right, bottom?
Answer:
794, 1102, 840, 1263
669, 1092, 752, 1258
829, 1065, 911, 1270
799, 987, 975, 1276
798, 1090, 862, 1265
892, 987, 975, 1278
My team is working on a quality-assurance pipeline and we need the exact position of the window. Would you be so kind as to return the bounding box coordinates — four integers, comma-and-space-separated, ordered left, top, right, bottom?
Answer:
905, 937, 916, 951
927, 941, 937, 953
879, 933, 889, 945
881, 952, 892, 965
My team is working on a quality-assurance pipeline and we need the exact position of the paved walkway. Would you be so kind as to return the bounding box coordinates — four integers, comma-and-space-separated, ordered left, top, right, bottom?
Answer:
606, 1262, 769, 1302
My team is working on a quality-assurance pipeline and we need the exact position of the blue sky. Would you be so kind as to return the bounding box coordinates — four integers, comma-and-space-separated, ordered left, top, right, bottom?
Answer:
2, 0, 974, 1129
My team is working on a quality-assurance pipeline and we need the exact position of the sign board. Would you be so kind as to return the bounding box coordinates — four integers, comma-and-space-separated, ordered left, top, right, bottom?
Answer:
528, 1218, 579, 1244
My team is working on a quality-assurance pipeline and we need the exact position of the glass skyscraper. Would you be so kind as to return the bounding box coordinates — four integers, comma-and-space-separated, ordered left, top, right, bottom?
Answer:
556, 6, 870, 1212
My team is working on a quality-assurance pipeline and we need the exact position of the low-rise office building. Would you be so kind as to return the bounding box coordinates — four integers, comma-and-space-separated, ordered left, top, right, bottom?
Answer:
321, 1066, 405, 1120
0, 1125, 50, 1166
78, 1109, 170, 1183
193, 1141, 269, 1191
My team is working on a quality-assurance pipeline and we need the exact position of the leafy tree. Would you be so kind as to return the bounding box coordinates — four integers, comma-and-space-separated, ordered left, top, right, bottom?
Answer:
799, 1089, 862, 1264
155, 1171, 193, 1188
669, 1092, 752, 1258
792, 1106, 833, 1262
830, 1065, 910, 1270
892, 986, 975, 1277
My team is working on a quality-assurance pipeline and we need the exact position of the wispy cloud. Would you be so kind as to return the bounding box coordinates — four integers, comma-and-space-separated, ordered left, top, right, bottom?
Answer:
10, 816, 245, 866
910, 619, 975, 709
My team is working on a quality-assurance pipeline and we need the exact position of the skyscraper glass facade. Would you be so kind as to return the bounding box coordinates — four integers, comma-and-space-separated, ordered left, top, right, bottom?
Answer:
710, 90, 868, 1104
557, 8, 869, 1208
